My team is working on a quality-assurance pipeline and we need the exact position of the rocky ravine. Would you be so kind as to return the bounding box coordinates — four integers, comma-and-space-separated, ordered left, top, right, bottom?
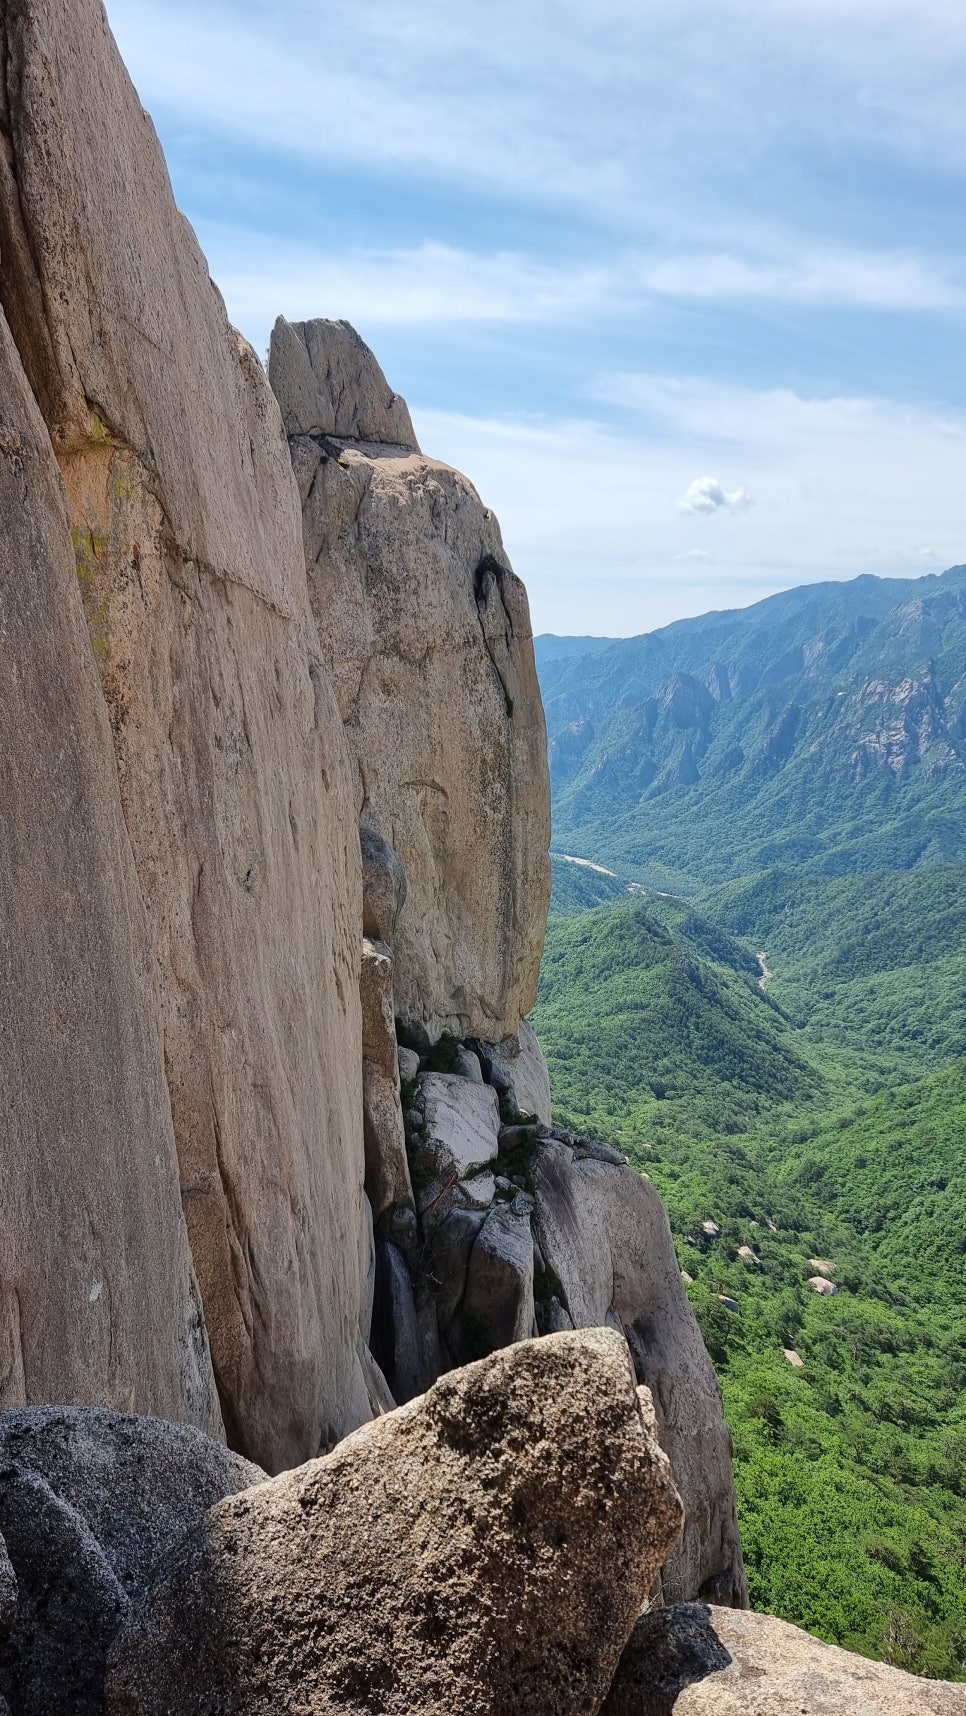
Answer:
2, 0, 961, 1710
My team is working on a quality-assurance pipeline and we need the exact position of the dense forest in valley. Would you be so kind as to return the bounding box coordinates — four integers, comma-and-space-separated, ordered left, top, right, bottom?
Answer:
534, 577, 966, 1680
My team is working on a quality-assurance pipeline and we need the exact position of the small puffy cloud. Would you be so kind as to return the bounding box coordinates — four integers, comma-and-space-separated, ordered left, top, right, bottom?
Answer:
675, 548, 713, 561
676, 476, 753, 516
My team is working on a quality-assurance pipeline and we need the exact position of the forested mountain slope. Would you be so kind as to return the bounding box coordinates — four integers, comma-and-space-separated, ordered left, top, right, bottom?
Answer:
539, 566, 966, 889
532, 891, 966, 1678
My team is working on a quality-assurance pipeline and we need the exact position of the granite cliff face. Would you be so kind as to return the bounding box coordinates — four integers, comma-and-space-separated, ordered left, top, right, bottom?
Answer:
0, 0, 750, 1684
0, 0, 372, 1472
269, 316, 551, 1044
0, 301, 218, 1435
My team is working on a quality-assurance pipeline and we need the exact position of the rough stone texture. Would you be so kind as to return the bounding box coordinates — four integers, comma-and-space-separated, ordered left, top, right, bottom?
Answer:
668, 1607, 966, 1714
270, 317, 419, 449
0, 0, 374, 1469
426, 1210, 486, 1353
361, 940, 415, 1221
457, 1202, 536, 1362
106, 1331, 684, 1716
533, 1140, 747, 1608
0, 304, 219, 1433
476, 1020, 553, 1123
0, 1407, 263, 1716
360, 822, 407, 944
455, 1044, 485, 1083
418, 1074, 501, 1176
0, 1536, 14, 1644
271, 317, 551, 1043
600, 1604, 733, 1716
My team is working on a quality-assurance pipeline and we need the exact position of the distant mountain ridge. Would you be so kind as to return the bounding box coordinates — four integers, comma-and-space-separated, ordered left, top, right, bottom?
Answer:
538, 566, 966, 889
533, 634, 616, 665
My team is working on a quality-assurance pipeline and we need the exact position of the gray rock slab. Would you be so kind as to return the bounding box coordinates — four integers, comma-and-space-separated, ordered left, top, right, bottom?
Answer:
476, 1019, 553, 1123
0, 1408, 263, 1716
360, 823, 408, 945
418, 1073, 501, 1176
271, 317, 420, 447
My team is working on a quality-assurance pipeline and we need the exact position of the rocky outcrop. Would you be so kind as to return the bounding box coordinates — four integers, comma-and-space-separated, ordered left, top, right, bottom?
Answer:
360, 939, 415, 1222
369, 1033, 746, 1606
0, 0, 745, 1651
270, 317, 419, 449
0, 1407, 263, 1716
665, 1606, 966, 1714
105, 1331, 684, 1716
0, 303, 219, 1434
0, 0, 374, 1469
269, 316, 551, 1044
532, 1140, 746, 1607
475, 1019, 553, 1124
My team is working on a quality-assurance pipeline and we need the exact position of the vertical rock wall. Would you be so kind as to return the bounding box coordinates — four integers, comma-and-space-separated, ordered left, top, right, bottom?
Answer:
0, 0, 374, 1470
0, 305, 218, 1432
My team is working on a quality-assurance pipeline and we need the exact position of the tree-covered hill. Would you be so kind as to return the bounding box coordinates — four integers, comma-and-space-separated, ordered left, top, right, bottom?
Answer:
538, 565, 966, 889
531, 889, 966, 1680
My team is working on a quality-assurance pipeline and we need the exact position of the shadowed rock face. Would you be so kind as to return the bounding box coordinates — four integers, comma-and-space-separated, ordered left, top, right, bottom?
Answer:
270, 316, 551, 1045
0, 0, 375, 1470
0, 1407, 264, 1716
0, 302, 219, 1436
600, 1605, 733, 1716
105, 1331, 684, 1716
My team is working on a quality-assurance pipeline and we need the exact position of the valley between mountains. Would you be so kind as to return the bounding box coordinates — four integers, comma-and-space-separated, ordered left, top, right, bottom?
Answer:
533, 577, 966, 1681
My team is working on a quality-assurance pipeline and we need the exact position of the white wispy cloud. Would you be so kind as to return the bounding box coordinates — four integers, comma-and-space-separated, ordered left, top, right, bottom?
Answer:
105, 0, 966, 218
642, 251, 964, 310
676, 477, 753, 516
198, 226, 965, 356
413, 383, 966, 632
201, 233, 617, 333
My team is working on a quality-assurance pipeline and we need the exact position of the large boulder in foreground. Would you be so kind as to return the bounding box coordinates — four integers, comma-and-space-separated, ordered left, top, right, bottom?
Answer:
0, 0, 373, 1467
664, 1606, 966, 1714
533, 1139, 746, 1607
106, 1331, 684, 1716
0, 1408, 264, 1716
270, 315, 551, 1046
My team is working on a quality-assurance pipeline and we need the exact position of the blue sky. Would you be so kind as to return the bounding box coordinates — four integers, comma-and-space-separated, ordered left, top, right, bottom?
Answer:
106, 0, 966, 634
